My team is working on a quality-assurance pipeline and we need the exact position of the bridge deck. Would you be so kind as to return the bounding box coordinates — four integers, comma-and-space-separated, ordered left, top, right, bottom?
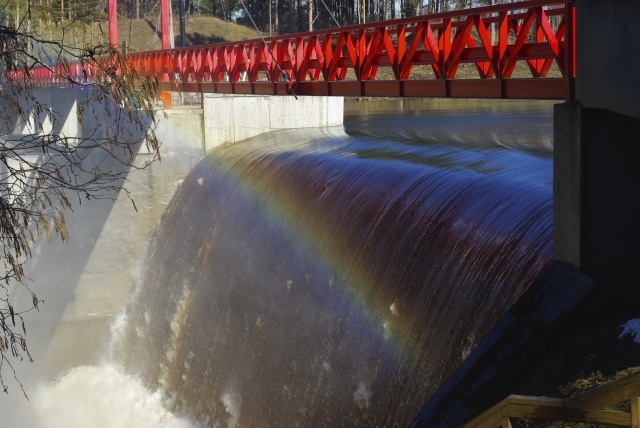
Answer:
28, 0, 576, 101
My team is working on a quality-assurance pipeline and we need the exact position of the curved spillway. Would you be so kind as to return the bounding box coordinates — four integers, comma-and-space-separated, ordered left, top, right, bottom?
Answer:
117, 103, 554, 427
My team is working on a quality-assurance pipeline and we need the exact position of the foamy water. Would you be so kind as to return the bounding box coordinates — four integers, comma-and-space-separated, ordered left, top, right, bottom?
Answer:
5, 365, 199, 428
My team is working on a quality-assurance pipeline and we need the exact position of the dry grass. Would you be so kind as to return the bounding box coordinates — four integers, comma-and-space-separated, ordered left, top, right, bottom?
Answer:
499, 367, 640, 428
32, 16, 260, 53
558, 367, 640, 398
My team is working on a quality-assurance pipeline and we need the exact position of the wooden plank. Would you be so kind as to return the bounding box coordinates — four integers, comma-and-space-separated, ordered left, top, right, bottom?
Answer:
463, 396, 561, 428
504, 403, 631, 427
568, 372, 640, 411
632, 395, 640, 428
464, 407, 504, 428
464, 391, 637, 428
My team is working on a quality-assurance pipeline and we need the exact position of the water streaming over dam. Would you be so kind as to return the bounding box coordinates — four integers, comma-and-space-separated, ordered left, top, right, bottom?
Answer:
0, 98, 556, 427
112, 99, 555, 427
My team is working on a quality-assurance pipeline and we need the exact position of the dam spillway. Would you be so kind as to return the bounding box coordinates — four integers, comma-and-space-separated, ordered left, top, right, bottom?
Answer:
113, 99, 555, 427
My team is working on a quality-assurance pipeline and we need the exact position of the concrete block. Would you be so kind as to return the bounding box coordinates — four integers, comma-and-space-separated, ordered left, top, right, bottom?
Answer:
203, 94, 344, 151
577, 0, 640, 119
553, 102, 582, 268
554, 101, 640, 275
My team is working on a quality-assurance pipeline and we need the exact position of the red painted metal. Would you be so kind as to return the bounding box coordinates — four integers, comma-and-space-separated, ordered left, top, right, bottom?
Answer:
160, 0, 171, 50
25, 0, 576, 101
108, 0, 118, 48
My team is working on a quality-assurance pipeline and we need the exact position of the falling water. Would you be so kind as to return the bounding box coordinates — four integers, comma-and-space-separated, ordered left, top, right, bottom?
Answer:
113, 99, 555, 427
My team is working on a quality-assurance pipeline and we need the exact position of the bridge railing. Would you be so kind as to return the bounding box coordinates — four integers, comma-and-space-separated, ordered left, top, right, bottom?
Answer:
21, 0, 575, 100
131, 0, 575, 100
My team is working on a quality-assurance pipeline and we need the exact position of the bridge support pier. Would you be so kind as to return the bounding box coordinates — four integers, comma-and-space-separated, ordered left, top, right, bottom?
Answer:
554, 103, 640, 277
554, 0, 640, 279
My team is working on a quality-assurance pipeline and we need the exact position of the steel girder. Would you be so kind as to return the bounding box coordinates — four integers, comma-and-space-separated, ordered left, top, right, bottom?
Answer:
25, 0, 576, 101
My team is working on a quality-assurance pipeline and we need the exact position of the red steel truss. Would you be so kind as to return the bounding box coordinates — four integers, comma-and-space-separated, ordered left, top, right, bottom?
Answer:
29, 0, 576, 100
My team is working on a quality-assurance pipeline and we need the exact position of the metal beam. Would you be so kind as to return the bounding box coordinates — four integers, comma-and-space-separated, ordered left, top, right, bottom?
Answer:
161, 0, 171, 50
108, 0, 118, 48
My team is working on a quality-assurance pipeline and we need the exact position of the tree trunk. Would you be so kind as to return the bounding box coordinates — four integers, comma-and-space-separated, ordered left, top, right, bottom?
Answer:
490, 0, 495, 45
269, 0, 272, 35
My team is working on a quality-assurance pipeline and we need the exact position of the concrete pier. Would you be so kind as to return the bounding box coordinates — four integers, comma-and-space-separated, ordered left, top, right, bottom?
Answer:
553, 0, 640, 277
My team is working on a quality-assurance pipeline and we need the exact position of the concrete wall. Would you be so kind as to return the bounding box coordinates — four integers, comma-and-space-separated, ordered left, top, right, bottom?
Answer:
202, 94, 344, 151
554, 0, 640, 276
153, 107, 205, 154
553, 102, 582, 268
1, 85, 205, 381
576, 0, 640, 119
5, 86, 344, 154
554, 104, 640, 274
3, 87, 81, 138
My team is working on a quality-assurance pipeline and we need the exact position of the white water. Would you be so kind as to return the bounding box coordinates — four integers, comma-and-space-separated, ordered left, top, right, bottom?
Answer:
0, 111, 206, 427
25, 365, 199, 428
2, 312, 200, 428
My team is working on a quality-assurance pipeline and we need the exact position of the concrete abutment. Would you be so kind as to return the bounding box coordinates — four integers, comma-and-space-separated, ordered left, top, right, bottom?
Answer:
554, 0, 640, 277
201, 94, 344, 151
554, 104, 640, 276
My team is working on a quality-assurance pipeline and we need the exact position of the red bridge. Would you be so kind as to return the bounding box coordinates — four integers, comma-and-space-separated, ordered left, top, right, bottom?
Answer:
32, 0, 576, 101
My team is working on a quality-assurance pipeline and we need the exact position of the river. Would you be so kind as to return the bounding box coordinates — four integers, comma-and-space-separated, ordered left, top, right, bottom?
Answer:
2, 98, 556, 427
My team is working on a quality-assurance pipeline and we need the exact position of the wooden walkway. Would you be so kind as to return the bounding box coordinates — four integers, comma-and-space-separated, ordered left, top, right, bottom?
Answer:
464, 372, 640, 427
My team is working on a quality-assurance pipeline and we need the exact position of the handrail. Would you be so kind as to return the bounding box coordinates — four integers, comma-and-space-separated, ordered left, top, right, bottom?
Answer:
21, 0, 576, 100
463, 372, 640, 428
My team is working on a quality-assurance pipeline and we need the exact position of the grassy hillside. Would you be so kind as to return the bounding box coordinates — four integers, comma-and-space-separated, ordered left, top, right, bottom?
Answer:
33, 16, 260, 54
118, 15, 261, 52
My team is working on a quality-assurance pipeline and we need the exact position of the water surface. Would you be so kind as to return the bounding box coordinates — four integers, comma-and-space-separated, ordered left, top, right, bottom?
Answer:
115, 98, 556, 427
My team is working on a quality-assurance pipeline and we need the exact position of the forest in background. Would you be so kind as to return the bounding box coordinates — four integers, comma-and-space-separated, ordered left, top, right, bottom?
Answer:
1, 0, 525, 39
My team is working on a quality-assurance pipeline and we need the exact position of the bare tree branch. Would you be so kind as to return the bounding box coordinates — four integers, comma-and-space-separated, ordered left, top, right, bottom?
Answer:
0, 6, 161, 393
